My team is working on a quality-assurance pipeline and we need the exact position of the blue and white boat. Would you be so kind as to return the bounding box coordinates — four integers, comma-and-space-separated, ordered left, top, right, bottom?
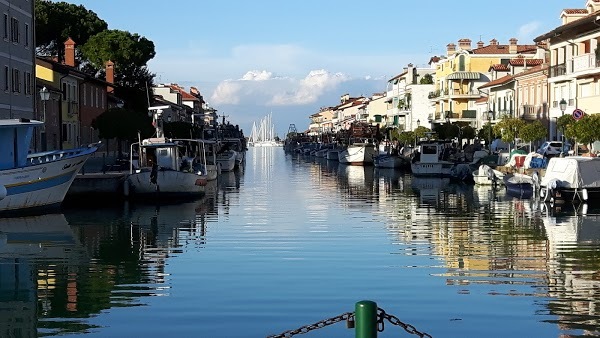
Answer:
0, 118, 99, 214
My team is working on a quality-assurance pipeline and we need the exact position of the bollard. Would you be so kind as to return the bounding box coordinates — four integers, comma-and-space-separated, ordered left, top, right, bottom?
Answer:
355, 300, 377, 338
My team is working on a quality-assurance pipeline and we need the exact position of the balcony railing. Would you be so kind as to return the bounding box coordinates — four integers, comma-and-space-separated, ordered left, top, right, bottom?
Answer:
521, 104, 546, 120
549, 63, 567, 78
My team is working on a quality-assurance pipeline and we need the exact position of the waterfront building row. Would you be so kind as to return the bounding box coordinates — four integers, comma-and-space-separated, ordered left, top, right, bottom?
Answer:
308, 0, 600, 146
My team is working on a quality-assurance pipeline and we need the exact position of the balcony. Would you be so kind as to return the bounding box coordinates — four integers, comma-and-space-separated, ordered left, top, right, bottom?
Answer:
449, 89, 480, 99
571, 53, 600, 74
549, 63, 567, 78
521, 105, 546, 120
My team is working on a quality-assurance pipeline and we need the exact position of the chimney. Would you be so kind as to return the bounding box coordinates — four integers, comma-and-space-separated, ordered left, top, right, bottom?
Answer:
105, 60, 114, 93
509, 38, 518, 54
64, 37, 76, 67
190, 87, 200, 96
477, 40, 484, 49
458, 38, 472, 51
490, 39, 498, 46
447, 43, 456, 56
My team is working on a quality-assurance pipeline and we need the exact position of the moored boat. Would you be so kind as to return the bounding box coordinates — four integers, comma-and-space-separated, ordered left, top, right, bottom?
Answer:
0, 118, 99, 214
125, 106, 210, 199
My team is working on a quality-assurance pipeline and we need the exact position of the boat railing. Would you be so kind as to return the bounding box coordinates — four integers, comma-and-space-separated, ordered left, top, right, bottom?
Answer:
27, 144, 97, 166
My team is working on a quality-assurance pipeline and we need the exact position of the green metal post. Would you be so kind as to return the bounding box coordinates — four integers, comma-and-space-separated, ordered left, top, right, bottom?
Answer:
355, 300, 377, 338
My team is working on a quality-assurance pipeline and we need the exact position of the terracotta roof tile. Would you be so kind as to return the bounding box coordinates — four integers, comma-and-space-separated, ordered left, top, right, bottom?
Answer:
473, 44, 537, 54
509, 58, 544, 66
563, 8, 589, 14
490, 64, 510, 71
478, 74, 514, 89
513, 64, 547, 78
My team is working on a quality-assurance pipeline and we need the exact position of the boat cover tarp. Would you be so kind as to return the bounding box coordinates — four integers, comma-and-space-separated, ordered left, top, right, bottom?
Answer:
540, 156, 600, 189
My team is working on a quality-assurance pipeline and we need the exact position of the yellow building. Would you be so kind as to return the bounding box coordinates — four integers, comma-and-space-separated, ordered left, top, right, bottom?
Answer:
431, 38, 538, 130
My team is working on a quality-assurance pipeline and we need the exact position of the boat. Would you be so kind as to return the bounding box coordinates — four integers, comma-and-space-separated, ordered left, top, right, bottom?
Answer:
373, 153, 408, 169
216, 148, 237, 172
220, 138, 245, 168
472, 164, 505, 186
503, 171, 539, 198
248, 113, 282, 147
539, 156, 600, 203
125, 106, 211, 198
0, 118, 99, 214
338, 138, 378, 165
410, 141, 456, 177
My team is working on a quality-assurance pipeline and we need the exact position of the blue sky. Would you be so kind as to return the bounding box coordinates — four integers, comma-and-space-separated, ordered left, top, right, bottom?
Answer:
68, 0, 582, 138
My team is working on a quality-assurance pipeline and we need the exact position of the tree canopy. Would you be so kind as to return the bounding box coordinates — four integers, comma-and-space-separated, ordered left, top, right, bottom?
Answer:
80, 29, 156, 113
35, 0, 107, 58
92, 108, 153, 142
565, 114, 600, 147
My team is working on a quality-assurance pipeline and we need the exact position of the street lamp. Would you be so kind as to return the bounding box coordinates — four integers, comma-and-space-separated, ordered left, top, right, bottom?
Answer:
39, 86, 50, 151
487, 110, 494, 151
559, 98, 567, 156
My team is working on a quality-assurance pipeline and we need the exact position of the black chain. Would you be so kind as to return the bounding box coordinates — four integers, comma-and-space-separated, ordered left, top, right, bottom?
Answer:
266, 307, 433, 338
266, 312, 353, 338
377, 307, 433, 338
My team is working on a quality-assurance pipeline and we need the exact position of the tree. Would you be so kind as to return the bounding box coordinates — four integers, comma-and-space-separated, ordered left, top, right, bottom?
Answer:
92, 108, 153, 155
493, 117, 525, 144
461, 125, 476, 141
35, 0, 107, 58
396, 131, 415, 146
414, 126, 431, 140
164, 121, 201, 139
519, 121, 547, 143
477, 123, 495, 145
420, 73, 434, 84
80, 29, 157, 113
566, 114, 600, 148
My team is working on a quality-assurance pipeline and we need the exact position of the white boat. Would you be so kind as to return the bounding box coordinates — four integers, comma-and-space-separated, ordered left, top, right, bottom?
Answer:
125, 106, 211, 198
221, 138, 246, 168
472, 164, 505, 186
338, 139, 377, 165
216, 149, 237, 172
539, 156, 600, 203
373, 153, 407, 169
0, 118, 99, 214
410, 142, 455, 177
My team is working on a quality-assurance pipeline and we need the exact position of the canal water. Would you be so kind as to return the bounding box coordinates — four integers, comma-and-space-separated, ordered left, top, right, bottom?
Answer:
1, 147, 600, 337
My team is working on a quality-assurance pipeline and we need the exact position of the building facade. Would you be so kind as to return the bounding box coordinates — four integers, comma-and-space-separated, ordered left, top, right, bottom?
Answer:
1, 0, 35, 120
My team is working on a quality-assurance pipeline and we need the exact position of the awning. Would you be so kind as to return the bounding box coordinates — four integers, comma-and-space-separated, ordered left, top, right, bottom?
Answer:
447, 72, 481, 80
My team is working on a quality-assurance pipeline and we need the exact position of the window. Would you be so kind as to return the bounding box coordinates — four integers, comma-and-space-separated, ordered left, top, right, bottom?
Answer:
10, 17, 19, 43
11, 68, 20, 93
23, 71, 31, 95
3, 66, 8, 91
579, 82, 591, 97
2, 14, 7, 40
24, 23, 28, 47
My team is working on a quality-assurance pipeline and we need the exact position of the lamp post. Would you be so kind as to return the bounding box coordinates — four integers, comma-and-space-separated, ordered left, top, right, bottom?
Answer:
39, 86, 50, 151
559, 98, 567, 156
415, 119, 420, 146
487, 110, 494, 151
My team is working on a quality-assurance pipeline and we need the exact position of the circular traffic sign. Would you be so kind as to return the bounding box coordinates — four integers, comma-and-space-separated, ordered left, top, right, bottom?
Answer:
572, 108, 585, 121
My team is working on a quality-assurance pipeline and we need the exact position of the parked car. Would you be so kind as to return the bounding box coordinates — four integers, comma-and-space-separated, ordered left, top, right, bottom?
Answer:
537, 141, 571, 156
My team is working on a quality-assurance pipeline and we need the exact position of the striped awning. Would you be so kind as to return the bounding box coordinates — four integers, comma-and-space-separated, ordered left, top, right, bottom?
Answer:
447, 72, 480, 80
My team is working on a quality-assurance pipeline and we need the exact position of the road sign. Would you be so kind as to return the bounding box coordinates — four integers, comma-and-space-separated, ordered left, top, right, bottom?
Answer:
572, 108, 585, 121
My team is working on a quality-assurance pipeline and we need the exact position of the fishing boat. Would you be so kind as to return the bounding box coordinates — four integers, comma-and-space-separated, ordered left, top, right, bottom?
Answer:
338, 139, 378, 165
410, 141, 456, 177
125, 106, 211, 198
0, 118, 99, 214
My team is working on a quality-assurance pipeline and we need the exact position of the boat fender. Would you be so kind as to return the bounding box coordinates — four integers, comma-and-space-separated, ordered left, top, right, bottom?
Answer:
582, 188, 588, 201
547, 178, 560, 190
0, 184, 6, 200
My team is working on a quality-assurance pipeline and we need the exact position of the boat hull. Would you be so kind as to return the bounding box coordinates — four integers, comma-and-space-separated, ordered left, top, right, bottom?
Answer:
374, 154, 407, 169
0, 150, 96, 213
411, 162, 454, 177
126, 170, 207, 197
338, 144, 377, 165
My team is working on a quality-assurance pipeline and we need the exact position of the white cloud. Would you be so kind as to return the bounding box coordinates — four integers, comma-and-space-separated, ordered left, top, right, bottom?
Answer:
210, 69, 351, 106
517, 21, 541, 41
